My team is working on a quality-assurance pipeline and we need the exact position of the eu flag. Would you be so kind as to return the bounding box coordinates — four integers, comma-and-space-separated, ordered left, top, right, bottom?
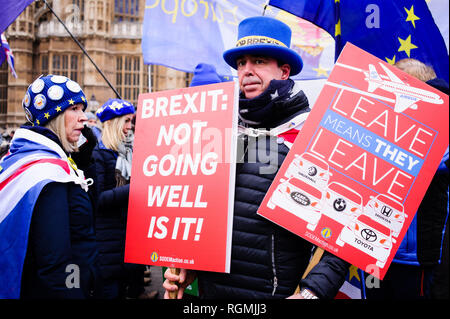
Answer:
0, 0, 34, 34
269, 0, 449, 82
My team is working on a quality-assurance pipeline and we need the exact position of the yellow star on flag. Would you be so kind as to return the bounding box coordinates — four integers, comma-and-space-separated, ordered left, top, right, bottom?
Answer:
55, 106, 62, 112
335, 19, 341, 37
348, 265, 360, 282
36, 119, 40, 125
404, 5, 420, 28
313, 65, 329, 77
44, 112, 50, 119
385, 55, 396, 65
81, 96, 86, 102
68, 99, 75, 105
398, 34, 418, 57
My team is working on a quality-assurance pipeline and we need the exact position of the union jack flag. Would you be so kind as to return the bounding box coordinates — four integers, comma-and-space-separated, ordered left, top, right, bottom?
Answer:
0, 128, 84, 298
0, 33, 17, 78
335, 265, 365, 299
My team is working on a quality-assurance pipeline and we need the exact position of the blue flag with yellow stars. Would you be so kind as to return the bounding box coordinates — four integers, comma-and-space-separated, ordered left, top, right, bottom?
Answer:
269, 0, 449, 82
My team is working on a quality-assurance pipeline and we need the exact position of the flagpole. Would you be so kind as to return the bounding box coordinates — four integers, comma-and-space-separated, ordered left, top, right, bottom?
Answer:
41, 0, 122, 99
148, 65, 152, 93
262, 0, 270, 16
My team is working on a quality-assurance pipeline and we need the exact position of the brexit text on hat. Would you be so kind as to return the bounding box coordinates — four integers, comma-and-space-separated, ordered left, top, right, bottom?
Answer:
236, 36, 287, 48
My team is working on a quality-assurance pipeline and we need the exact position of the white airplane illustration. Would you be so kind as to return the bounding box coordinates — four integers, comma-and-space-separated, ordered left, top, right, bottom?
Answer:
364, 62, 444, 113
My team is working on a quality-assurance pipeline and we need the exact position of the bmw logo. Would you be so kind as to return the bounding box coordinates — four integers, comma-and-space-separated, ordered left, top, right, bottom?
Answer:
333, 198, 346, 212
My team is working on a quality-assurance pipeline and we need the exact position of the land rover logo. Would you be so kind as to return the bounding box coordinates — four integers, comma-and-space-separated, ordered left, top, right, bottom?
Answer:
307, 166, 317, 176
290, 191, 310, 206
333, 198, 346, 212
361, 228, 377, 242
381, 205, 393, 217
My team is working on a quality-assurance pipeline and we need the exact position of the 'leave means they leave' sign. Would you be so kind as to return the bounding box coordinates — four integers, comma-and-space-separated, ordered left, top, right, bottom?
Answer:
258, 43, 449, 280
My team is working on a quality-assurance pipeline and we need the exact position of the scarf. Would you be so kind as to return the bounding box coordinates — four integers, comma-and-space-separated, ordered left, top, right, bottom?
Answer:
239, 79, 310, 128
115, 132, 134, 186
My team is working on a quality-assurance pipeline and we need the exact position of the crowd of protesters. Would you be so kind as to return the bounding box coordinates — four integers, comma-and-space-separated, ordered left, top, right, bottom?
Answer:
0, 16, 448, 300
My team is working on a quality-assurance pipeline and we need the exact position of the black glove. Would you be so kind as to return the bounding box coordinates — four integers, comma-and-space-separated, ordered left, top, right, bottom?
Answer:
71, 125, 97, 170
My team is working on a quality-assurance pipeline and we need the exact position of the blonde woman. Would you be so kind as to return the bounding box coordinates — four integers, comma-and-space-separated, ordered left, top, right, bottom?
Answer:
394, 58, 437, 82
0, 75, 101, 299
93, 99, 155, 299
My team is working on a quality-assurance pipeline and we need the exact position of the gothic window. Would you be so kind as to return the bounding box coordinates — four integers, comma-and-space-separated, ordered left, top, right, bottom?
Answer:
41, 55, 49, 75
115, 0, 139, 22
51, 54, 81, 82
72, 0, 85, 21
116, 55, 142, 105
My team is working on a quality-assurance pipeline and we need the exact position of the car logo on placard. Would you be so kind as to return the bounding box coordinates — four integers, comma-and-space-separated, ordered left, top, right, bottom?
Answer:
290, 191, 311, 206
361, 229, 377, 242
307, 166, 318, 176
381, 205, 393, 217
333, 198, 347, 212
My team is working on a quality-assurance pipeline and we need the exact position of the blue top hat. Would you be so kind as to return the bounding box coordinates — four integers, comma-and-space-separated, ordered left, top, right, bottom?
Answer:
22, 75, 88, 126
190, 63, 223, 87
96, 98, 135, 122
223, 16, 303, 76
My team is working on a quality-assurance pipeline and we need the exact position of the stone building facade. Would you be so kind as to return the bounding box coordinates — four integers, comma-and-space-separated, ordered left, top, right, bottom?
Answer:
1, 0, 191, 129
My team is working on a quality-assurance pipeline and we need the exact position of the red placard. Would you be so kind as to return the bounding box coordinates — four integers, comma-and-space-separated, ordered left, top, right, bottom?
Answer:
258, 43, 449, 280
125, 81, 239, 273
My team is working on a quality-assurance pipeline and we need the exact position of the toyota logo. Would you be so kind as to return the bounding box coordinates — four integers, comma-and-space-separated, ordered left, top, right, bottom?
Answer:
361, 229, 377, 242
333, 198, 346, 212
381, 205, 393, 217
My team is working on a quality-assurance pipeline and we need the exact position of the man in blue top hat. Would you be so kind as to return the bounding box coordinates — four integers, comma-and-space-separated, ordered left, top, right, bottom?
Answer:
164, 16, 349, 299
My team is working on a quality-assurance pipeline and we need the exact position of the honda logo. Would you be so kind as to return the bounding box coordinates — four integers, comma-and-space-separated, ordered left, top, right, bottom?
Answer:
381, 205, 393, 217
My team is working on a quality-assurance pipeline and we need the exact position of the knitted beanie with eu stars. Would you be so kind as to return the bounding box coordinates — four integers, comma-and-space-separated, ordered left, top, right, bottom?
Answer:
95, 98, 135, 123
22, 75, 88, 126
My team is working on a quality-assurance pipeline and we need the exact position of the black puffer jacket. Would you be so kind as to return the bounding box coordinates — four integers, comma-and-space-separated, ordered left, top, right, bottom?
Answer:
92, 144, 130, 293
198, 80, 349, 299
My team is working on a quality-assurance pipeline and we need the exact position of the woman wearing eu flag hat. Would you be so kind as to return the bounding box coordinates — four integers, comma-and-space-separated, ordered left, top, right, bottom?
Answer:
92, 99, 156, 299
0, 75, 102, 299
